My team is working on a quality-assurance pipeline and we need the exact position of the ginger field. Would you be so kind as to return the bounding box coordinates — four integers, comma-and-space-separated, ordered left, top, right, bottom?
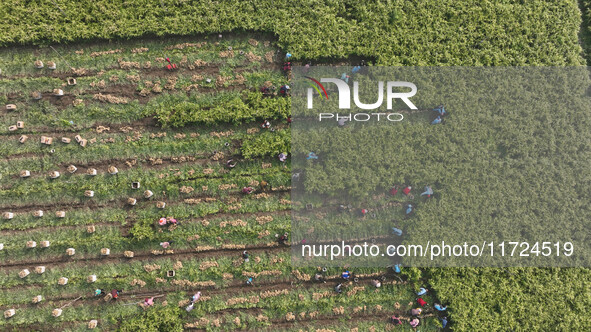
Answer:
2, 1, 591, 331
0, 36, 446, 331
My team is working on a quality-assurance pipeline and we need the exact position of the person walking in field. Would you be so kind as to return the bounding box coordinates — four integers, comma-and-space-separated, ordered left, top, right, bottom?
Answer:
246, 277, 254, 286
242, 250, 250, 263
371, 278, 382, 288
94, 289, 104, 297
441, 316, 448, 328
160, 241, 172, 249
334, 283, 343, 294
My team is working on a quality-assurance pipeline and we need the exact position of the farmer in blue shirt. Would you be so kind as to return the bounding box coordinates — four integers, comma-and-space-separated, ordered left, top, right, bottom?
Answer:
421, 186, 433, 197
435, 303, 447, 311
342, 270, 351, 280
405, 204, 413, 215
434, 104, 446, 116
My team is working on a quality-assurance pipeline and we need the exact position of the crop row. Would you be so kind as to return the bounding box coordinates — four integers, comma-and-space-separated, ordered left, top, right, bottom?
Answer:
0, 212, 290, 263
0, 35, 278, 76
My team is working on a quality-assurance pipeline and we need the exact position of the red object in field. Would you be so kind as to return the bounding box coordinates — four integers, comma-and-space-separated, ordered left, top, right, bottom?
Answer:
165, 57, 178, 70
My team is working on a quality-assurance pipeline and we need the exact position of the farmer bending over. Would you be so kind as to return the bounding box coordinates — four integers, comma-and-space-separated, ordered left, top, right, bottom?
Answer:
278, 232, 289, 245
434, 104, 446, 116
143, 297, 154, 309
434, 303, 447, 311
417, 297, 427, 307
342, 270, 351, 281
314, 273, 326, 283
402, 186, 412, 195
306, 152, 318, 160
411, 308, 422, 316
192, 292, 201, 303
421, 186, 433, 198
405, 204, 413, 215
390, 315, 402, 325
279, 85, 290, 96
371, 279, 382, 288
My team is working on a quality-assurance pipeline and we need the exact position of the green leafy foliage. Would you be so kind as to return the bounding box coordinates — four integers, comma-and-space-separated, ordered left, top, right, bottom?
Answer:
118, 304, 183, 332
241, 128, 291, 159
0, 1, 584, 65
152, 92, 289, 127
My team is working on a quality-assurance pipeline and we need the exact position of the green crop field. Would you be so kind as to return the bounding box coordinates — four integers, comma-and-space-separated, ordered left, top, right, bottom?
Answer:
1, 1, 591, 331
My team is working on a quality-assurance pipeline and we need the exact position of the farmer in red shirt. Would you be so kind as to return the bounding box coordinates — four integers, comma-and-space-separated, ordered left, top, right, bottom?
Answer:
417, 297, 427, 307
389, 186, 398, 196
402, 186, 412, 195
